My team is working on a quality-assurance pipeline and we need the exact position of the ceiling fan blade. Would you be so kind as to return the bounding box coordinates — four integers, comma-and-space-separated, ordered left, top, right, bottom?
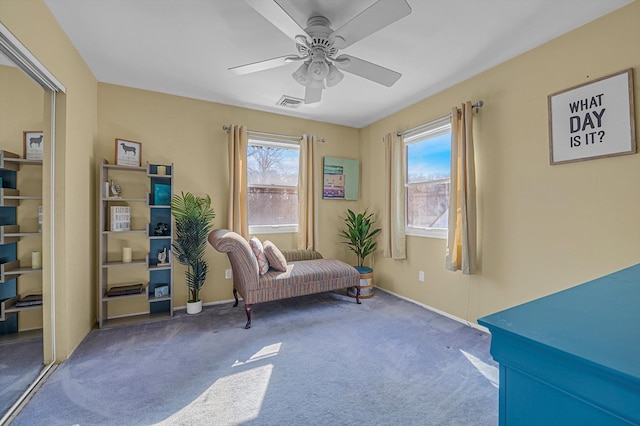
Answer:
330, 0, 411, 49
244, 0, 310, 44
304, 86, 322, 104
229, 55, 294, 75
334, 54, 401, 87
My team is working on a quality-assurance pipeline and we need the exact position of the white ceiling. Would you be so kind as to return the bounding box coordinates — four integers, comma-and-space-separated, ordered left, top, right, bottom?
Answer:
43, 0, 631, 128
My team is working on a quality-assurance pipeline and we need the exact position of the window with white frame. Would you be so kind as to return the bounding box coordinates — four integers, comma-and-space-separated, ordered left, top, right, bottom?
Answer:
404, 116, 452, 239
247, 138, 299, 234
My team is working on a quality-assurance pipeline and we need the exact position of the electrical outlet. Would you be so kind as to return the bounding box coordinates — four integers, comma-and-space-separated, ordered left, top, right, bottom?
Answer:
418, 271, 425, 282
225, 269, 232, 279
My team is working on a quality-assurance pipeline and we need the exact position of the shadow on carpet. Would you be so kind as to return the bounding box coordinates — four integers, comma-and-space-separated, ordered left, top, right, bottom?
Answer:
12, 290, 498, 425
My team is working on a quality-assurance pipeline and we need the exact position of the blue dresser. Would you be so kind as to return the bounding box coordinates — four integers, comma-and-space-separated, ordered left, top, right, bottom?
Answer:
478, 264, 640, 425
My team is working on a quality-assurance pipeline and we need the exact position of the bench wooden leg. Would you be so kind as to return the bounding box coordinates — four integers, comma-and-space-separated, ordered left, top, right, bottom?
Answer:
233, 288, 239, 307
356, 286, 361, 304
244, 303, 253, 329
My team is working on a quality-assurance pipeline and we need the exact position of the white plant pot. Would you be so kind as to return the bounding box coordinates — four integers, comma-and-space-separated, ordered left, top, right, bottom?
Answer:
186, 300, 202, 314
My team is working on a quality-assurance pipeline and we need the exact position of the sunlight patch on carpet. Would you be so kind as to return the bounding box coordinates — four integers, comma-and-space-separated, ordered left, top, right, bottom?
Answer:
460, 349, 498, 388
156, 364, 273, 425
232, 342, 282, 367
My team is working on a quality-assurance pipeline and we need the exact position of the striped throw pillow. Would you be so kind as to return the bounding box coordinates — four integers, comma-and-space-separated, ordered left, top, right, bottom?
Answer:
263, 240, 288, 272
249, 237, 270, 275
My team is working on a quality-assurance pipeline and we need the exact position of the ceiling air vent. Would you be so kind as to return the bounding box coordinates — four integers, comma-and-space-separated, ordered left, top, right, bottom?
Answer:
276, 95, 303, 109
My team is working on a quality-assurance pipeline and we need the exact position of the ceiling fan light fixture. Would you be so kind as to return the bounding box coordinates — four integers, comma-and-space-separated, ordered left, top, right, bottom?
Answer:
326, 63, 344, 87
308, 60, 329, 80
234, 0, 412, 104
292, 62, 309, 86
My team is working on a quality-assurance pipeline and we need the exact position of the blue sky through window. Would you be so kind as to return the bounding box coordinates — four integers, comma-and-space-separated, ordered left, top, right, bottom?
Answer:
407, 133, 451, 182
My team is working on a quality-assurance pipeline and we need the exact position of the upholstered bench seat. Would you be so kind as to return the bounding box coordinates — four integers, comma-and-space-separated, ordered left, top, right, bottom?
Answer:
208, 229, 360, 328
250, 259, 360, 300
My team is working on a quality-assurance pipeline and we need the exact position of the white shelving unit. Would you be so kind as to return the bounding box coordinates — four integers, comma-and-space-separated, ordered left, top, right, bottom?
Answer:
97, 158, 174, 328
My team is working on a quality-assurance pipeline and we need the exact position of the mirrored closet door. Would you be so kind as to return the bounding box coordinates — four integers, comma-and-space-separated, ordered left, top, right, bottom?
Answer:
0, 22, 64, 423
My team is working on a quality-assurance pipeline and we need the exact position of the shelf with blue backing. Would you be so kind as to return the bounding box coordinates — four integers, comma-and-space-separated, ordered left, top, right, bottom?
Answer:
146, 162, 174, 315
0, 150, 43, 335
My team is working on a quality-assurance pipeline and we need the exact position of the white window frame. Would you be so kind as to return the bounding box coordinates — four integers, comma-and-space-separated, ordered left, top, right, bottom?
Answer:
404, 116, 452, 240
247, 137, 299, 235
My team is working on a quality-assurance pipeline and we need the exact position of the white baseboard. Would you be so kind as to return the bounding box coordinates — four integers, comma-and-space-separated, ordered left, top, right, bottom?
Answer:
173, 291, 490, 334
173, 298, 236, 312
375, 287, 489, 334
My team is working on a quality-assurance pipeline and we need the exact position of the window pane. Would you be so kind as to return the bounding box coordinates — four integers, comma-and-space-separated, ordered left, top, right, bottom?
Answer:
248, 186, 298, 226
407, 181, 450, 229
247, 140, 299, 228
405, 125, 451, 232
407, 133, 451, 184
247, 145, 299, 186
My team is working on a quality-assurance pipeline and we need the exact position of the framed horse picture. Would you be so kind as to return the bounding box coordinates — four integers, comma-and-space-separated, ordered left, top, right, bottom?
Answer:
115, 138, 142, 167
23, 131, 44, 160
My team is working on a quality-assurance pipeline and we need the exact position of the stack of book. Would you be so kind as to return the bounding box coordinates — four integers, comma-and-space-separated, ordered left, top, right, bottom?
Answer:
15, 294, 43, 307
106, 283, 143, 297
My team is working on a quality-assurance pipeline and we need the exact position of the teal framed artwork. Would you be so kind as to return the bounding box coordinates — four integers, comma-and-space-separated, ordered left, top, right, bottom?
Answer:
154, 183, 171, 206
323, 157, 359, 200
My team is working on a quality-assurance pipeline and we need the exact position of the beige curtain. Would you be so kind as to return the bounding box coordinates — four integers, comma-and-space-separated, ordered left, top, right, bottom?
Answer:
227, 124, 249, 239
383, 132, 406, 259
298, 134, 318, 250
446, 102, 477, 274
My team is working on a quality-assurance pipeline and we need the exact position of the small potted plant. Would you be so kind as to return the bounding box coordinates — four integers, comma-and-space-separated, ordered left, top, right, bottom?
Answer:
170, 192, 215, 314
339, 209, 381, 298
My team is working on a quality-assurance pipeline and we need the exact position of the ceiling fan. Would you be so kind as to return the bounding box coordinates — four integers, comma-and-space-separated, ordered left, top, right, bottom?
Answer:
230, 0, 412, 104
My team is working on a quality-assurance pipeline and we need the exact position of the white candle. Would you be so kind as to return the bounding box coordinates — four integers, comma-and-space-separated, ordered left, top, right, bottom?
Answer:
122, 247, 132, 263
157, 165, 166, 175
32, 251, 41, 269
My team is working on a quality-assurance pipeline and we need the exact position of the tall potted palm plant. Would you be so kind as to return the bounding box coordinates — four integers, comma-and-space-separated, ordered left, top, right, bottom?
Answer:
171, 192, 215, 314
339, 208, 381, 298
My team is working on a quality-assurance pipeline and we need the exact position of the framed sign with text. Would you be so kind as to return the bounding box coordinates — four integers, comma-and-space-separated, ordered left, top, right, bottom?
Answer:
548, 69, 635, 165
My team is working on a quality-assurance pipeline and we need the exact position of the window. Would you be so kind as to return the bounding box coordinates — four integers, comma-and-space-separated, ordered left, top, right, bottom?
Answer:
247, 138, 299, 234
404, 117, 452, 239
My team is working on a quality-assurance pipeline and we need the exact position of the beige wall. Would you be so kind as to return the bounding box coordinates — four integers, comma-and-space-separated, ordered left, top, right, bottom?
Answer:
97, 83, 360, 308
361, 1, 640, 324
2, 0, 638, 360
1, 0, 98, 361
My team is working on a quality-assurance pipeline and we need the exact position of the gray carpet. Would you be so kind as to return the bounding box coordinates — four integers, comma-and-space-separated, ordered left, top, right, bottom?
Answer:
0, 337, 43, 416
12, 290, 498, 425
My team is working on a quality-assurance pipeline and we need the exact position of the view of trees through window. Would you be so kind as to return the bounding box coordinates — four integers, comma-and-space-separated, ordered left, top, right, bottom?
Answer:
405, 128, 451, 230
247, 141, 299, 227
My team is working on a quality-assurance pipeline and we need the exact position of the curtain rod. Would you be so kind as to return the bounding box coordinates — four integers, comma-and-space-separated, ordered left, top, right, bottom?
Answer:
396, 100, 484, 138
222, 125, 325, 143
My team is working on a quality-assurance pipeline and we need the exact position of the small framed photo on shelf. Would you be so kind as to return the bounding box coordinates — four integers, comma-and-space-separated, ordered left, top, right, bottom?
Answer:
115, 138, 142, 167
24, 131, 44, 160
154, 285, 169, 298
